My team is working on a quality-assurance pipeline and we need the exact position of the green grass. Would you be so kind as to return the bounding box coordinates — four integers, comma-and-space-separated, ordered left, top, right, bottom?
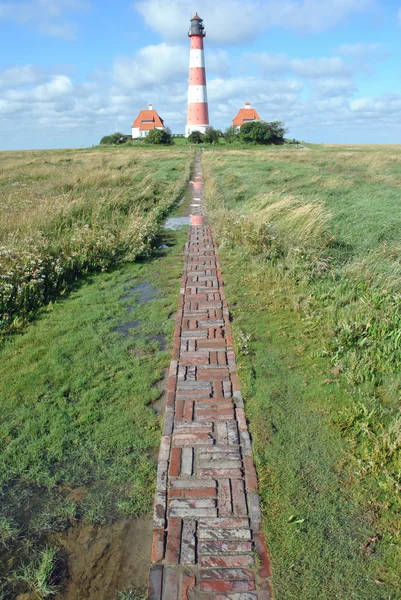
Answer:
0, 219, 189, 597
203, 145, 401, 598
0, 146, 192, 334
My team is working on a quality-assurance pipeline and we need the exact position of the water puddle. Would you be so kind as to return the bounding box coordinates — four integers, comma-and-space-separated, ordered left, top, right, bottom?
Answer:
148, 334, 168, 350
114, 320, 140, 337
163, 216, 190, 230
121, 282, 158, 305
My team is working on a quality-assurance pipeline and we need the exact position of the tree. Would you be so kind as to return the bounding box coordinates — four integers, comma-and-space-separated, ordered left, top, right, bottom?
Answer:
187, 130, 204, 144
224, 126, 239, 144
239, 121, 287, 145
145, 128, 173, 145
100, 132, 126, 145
203, 126, 220, 144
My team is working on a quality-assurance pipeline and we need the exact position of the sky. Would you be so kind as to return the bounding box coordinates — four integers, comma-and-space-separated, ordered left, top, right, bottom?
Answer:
0, 0, 400, 149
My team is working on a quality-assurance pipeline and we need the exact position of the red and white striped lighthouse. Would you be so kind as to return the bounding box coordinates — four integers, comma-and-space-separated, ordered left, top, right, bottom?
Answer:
185, 13, 209, 137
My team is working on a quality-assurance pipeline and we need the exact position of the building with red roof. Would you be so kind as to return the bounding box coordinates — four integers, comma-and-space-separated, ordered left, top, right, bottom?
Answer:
232, 102, 261, 130
132, 104, 165, 138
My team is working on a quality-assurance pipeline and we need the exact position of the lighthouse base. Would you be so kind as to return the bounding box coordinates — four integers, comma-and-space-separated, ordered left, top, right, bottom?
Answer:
185, 124, 209, 137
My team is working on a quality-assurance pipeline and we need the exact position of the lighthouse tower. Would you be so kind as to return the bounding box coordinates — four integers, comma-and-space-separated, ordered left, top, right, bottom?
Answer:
185, 13, 209, 137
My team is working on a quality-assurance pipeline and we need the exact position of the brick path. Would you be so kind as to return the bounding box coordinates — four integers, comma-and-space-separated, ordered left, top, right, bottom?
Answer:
148, 156, 271, 599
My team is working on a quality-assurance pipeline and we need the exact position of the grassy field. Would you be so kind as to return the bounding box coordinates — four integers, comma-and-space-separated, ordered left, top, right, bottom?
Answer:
203, 145, 401, 599
0, 147, 191, 598
0, 146, 191, 335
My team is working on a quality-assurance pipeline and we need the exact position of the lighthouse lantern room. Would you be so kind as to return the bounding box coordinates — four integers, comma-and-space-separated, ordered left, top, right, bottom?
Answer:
185, 13, 210, 137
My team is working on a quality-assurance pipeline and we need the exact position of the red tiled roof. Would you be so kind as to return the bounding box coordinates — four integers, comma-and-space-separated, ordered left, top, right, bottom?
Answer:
192, 13, 202, 20
132, 109, 164, 130
232, 107, 261, 127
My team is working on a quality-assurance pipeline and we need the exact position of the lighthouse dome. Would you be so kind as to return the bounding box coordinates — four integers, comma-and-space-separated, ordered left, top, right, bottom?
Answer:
189, 13, 205, 36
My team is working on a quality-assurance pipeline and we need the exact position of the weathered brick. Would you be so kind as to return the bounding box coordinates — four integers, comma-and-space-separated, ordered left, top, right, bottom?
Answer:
200, 555, 254, 568
217, 422, 228, 445
247, 492, 261, 527
231, 480, 247, 517
156, 461, 168, 492
254, 532, 271, 578
235, 408, 247, 431
239, 430, 252, 457
198, 529, 252, 541
199, 460, 242, 470
200, 580, 256, 593
169, 487, 216, 498
169, 447, 181, 477
198, 541, 253, 554
151, 529, 165, 563
158, 435, 171, 462
181, 519, 196, 564
197, 368, 230, 380
153, 491, 166, 529
163, 567, 180, 600
175, 421, 213, 429
169, 498, 216, 509
173, 433, 214, 446
181, 447, 193, 476
198, 518, 249, 529
197, 445, 238, 455
165, 519, 181, 564
148, 565, 163, 600
199, 468, 242, 478
243, 456, 258, 493
227, 421, 239, 445
169, 507, 218, 518
215, 594, 257, 600
163, 412, 174, 436
198, 451, 240, 461
180, 573, 196, 600
170, 479, 216, 489
218, 478, 231, 517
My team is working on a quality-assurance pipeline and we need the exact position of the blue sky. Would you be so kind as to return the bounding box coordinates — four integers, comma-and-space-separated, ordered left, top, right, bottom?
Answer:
0, 0, 400, 149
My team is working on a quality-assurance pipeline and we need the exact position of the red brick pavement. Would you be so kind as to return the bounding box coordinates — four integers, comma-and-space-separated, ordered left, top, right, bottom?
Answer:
148, 156, 271, 599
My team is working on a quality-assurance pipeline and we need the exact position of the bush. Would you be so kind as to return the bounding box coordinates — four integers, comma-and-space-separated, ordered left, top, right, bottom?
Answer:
224, 126, 239, 144
203, 127, 221, 144
187, 130, 204, 144
240, 121, 287, 145
100, 133, 127, 145
145, 128, 173, 145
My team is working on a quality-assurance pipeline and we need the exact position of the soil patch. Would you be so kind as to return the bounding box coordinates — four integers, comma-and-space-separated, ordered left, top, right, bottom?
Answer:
57, 516, 152, 600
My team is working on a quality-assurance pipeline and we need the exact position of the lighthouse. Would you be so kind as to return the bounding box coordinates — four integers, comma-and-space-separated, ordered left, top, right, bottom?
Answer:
185, 13, 209, 137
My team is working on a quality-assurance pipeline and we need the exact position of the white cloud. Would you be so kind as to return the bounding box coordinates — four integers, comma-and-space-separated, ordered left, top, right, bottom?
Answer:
0, 65, 44, 88
265, 0, 374, 33
0, 0, 90, 39
0, 53, 400, 150
33, 75, 74, 100
313, 78, 356, 98
134, 0, 265, 44
350, 93, 401, 115
247, 53, 351, 78
336, 42, 383, 57
112, 43, 188, 89
134, 0, 374, 43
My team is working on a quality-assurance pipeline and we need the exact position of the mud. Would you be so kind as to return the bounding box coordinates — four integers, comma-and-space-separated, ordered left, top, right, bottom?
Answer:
57, 516, 152, 600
